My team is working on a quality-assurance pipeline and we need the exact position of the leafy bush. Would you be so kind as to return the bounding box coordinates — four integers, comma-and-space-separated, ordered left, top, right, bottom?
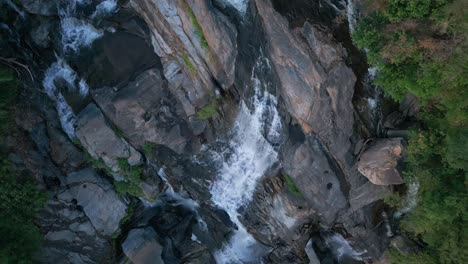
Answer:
0, 65, 47, 263
115, 158, 144, 197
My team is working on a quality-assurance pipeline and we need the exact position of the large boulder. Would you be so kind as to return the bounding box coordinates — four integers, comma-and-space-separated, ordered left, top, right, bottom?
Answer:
122, 227, 164, 264
282, 135, 348, 225
92, 68, 195, 154
75, 103, 142, 171
358, 138, 405, 186
58, 168, 128, 236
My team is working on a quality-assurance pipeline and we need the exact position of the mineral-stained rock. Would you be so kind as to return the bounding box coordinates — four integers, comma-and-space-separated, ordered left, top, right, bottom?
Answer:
130, 0, 237, 117
358, 138, 405, 186
92, 68, 194, 154
75, 103, 142, 171
254, 0, 356, 167
122, 227, 165, 264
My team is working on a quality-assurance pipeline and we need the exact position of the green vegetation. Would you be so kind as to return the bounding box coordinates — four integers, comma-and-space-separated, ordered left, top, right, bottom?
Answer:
183, 0, 209, 50
353, 1, 467, 263
143, 143, 155, 158
114, 158, 144, 197
86, 153, 110, 173
111, 202, 136, 251
196, 99, 219, 119
0, 68, 18, 134
182, 53, 196, 73
283, 174, 303, 197
0, 66, 47, 263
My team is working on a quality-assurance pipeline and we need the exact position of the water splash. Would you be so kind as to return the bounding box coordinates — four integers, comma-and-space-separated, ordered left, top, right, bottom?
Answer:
210, 57, 281, 263
325, 233, 366, 261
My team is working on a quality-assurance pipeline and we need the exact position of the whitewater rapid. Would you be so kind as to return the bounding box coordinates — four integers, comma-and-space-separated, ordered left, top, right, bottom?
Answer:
210, 57, 281, 263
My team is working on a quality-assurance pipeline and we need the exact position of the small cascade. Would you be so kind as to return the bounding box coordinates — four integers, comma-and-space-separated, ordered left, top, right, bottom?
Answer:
346, 0, 357, 33
41, 0, 117, 138
325, 233, 367, 262
60, 17, 103, 53
42, 58, 90, 138
210, 56, 281, 263
222, 0, 249, 13
394, 180, 420, 219
91, 0, 118, 19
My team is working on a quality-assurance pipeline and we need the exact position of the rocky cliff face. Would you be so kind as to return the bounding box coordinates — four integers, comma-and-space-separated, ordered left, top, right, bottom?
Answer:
1, 0, 403, 263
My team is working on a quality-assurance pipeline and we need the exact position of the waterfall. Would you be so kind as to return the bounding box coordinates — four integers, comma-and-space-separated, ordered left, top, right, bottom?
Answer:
210, 57, 281, 263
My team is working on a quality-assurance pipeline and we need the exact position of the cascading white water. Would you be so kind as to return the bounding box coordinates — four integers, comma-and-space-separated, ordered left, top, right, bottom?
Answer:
43, 58, 89, 139
210, 57, 281, 263
346, 0, 357, 33
60, 17, 103, 53
222, 0, 249, 13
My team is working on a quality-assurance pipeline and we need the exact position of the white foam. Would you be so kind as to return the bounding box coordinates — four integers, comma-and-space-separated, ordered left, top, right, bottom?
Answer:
61, 17, 103, 53
42, 58, 83, 139
91, 0, 118, 19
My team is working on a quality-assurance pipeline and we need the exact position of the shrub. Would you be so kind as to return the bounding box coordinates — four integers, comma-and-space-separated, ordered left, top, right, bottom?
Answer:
196, 99, 218, 119
115, 158, 144, 197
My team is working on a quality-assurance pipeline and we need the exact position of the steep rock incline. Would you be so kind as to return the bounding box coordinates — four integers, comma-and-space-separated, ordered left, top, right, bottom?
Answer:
130, 0, 238, 117
254, 0, 355, 168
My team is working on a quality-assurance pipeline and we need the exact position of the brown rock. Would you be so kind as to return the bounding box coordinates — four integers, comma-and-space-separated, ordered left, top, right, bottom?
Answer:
358, 138, 405, 185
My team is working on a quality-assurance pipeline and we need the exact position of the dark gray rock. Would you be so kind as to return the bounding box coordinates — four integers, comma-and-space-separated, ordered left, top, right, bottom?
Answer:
122, 227, 164, 264
59, 168, 128, 236
92, 69, 195, 154
19, 0, 57, 16
282, 135, 348, 225
75, 103, 142, 171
